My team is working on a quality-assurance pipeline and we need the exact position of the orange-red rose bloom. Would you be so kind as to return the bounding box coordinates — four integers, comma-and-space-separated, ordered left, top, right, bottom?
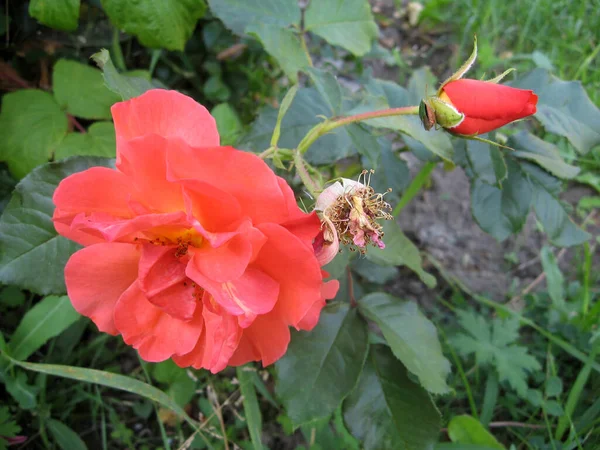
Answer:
440, 79, 538, 135
53, 89, 339, 372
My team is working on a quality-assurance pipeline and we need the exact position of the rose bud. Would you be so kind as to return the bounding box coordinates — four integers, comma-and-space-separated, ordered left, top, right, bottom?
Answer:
420, 37, 538, 136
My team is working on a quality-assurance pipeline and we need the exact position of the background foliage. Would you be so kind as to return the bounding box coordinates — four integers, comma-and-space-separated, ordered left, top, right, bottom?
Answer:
0, 0, 599, 449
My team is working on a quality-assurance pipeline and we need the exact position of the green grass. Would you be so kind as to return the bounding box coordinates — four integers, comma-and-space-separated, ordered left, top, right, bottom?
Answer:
422, 0, 600, 105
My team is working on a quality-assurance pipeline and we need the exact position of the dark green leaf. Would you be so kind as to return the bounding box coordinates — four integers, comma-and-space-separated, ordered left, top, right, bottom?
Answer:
306, 67, 343, 115
304, 0, 378, 56
348, 123, 380, 168
47, 419, 88, 450
513, 69, 600, 154
247, 24, 309, 83
509, 131, 580, 179
207, 0, 300, 36
0, 407, 21, 444
0, 286, 25, 308
351, 258, 397, 284
9, 296, 80, 361
237, 366, 264, 450
101, 0, 207, 50
543, 400, 564, 417
0, 90, 68, 178
358, 293, 450, 394
447, 415, 505, 449
55, 122, 116, 160
465, 138, 507, 187
545, 376, 563, 398
276, 304, 368, 427
470, 158, 531, 242
0, 157, 113, 294
344, 345, 441, 450
92, 49, 154, 100
53, 59, 120, 120
365, 221, 436, 288
29, 0, 80, 31
4, 371, 38, 409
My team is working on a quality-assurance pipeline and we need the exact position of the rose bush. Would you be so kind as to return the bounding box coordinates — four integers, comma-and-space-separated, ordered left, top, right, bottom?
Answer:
52, 89, 338, 373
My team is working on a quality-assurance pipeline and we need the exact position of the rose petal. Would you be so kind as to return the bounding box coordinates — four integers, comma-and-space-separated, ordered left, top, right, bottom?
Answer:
65, 243, 140, 334
114, 282, 203, 362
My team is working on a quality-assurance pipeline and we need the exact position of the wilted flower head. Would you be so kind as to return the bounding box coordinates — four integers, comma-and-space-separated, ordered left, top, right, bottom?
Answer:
314, 170, 393, 265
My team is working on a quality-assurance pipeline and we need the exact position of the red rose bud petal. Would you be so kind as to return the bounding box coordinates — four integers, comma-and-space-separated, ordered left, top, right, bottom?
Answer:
440, 79, 538, 135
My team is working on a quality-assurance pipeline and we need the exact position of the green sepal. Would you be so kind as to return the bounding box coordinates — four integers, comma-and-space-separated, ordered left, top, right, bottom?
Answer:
438, 35, 478, 93
486, 68, 516, 84
428, 96, 464, 129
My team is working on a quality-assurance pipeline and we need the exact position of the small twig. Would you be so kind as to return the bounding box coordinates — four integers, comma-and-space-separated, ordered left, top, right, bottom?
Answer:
347, 267, 357, 308
216, 43, 247, 61
68, 115, 87, 133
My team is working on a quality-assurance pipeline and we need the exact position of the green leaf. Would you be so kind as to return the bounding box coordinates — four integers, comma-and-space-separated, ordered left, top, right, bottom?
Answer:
305, 67, 343, 115
29, 0, 80, 31
358, 77, 454, 163
465, 138, 507, 187
351, 259, 397, 284
0, 286, 25, 308
53, 59, 120, 120
211, 103, 243, 146
527, 165, 590, 247
9, 296, 80, 361
545, 376, 563, 398
348, 124, 381, 168
0, 157, 113, 294
513, 69, 600, 154
543, 400, 564, 417
540, 246, 565, 308
271, 85, 299, 148
247, 24, 309, 83
470, 158, 531, 242
237, 366, 264, 450
207, 0, 300, 36
241, 88, 354, 164
369, 140, 410, 204
344, 345, 441, 450
0, 90, 68, 178
365, 221, 436, 288
447, 415, 505, 449
101, 0, 206, 51
55, 122, 116, 160
509, 131, 580, 179
452, 310, 540, 397
276, 304, 368, 427
0, 407, 21, 446
358, 293, 450, 394
47, 419, 88, 450
4, 371, 39, 409
1, 355, 199, 429
92, 49, 154, 100
304, 0, 378, 56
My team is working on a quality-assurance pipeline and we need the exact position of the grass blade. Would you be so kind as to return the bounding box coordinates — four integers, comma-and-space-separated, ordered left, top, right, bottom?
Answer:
237, 365, 264, 450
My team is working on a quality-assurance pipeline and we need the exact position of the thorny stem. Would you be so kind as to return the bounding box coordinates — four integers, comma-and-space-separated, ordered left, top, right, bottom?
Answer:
296, 105, 420, 156
293, 150, 319, 197
347, 267, 357, 308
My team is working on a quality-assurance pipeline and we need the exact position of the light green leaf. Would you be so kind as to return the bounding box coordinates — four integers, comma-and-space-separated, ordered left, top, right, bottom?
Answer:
53, 59, 120, 120
344, 345, 441, 450
358, 293, 450, 394
509, 131, 580, 179
241, 87, 354, 164
470, 158, 531, 242
55, 122, 116, 160
366, 220, 436, 288
237, 366, 264, 450
465, 138, 507, 187
545, 376, 563, 398
306, 67, 343, 115
513, 69, 600, 154
448, 415, 505, 449
101, 0, 207, 51
207, 0, 300, 36
304, 0, 378, 56
540, 246, 565, 309
0, 157, 113, 295
0, 90, 68, 179
348, 123, 381, 168
29, 0, 80, 31
276, 304, 368, 427
1, 354, 199, 429
47, 419, 88, 450
92, 49, 155, 100
4, 371, 39, 409
271, 85, 299, 148
247, 24, 309, 83
211, 103, 243, 146
351, 258, 398, 284
9, 296, 80, 361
